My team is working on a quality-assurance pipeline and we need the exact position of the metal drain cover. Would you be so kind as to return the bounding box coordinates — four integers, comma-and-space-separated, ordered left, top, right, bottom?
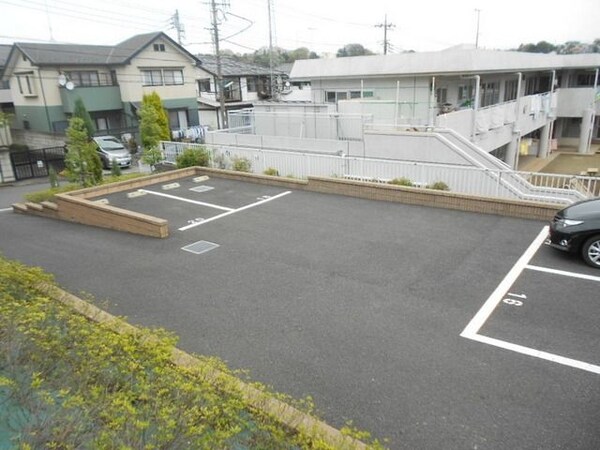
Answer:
181, 240, 219, 255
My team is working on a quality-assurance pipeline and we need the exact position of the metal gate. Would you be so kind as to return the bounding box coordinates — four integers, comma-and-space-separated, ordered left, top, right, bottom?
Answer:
10, 146, 66, 181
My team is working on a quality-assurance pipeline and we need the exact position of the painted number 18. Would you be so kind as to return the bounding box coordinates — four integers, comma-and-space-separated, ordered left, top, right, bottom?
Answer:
503, 293, 526, 307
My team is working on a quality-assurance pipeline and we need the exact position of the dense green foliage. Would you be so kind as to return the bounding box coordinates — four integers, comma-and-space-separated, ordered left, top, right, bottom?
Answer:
516, 38, 600, 54
336, 44, 374, 58
175, 147, 210, 169
0, 257, 356, 449
72, 97, 96, 138
263, 167, 279, 176
64, 117, 103, 187
389, 177, 414, 187
140, 92, 170, 147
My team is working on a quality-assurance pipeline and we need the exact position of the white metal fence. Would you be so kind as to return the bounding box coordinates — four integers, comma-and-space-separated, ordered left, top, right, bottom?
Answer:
160, 141, 598, 205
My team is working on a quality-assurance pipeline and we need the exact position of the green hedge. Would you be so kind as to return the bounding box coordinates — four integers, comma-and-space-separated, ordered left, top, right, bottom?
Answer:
0, 257, 385, 449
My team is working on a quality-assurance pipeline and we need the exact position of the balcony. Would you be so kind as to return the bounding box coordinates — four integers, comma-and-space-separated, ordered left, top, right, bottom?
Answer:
60, 85, 122, 113
555, 88, 599, 117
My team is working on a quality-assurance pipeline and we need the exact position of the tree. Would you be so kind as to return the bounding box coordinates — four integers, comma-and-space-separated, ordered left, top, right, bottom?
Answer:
64, 117, 102, 187
72, 97, 96, 138
517, 41, 557, 54
336, 43, 375, 57
142, 92, 170, 141
138, 98, 165, 172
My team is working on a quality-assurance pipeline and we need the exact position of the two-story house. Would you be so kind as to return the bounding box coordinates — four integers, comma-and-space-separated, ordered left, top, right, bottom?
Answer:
0, 44, 13, 115
290, 48, 600, 168
196, 54, 285, 129
0, 32, 201, 136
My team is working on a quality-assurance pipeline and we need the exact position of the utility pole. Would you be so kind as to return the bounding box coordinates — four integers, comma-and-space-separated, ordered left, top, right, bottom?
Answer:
474, 9, 481, 49
170, 9, 186, 45
267, 0, 276, 98
209, 0, 228, 129
374, 14, 395, 55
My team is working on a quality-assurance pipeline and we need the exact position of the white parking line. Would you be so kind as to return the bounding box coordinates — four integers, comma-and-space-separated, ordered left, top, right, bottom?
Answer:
461, 226, 549, 337
179, 191, 292, 231
0, 207, 12, 213
461, 225, 600, 375
467, 334, 600, 375
139, 189, 234, 212
525, 265, 600, 283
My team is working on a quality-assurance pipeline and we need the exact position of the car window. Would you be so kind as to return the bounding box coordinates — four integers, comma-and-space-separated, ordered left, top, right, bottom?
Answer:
97, 138, 125, 150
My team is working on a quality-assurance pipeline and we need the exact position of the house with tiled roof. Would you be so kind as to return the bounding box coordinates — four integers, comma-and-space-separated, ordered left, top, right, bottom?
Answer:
1, 32, 202, 135
195, 54, 286, 129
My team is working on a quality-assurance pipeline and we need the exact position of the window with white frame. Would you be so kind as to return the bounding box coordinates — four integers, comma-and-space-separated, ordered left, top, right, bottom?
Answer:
142, 68, 184, 86
163, 69, 184, 85
153, 43, 166, 52
142, 70, 163, 86
15, 72, 36, 96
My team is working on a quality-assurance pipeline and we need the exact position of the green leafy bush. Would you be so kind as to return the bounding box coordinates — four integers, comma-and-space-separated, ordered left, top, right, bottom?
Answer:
0, 257, 350, 449
232, 156, 252, 173
389, 177, 414, 187
263, 167, 279, 176
427, 181, 450, 191
110, 159, 122, 177
176, 147, 210, 169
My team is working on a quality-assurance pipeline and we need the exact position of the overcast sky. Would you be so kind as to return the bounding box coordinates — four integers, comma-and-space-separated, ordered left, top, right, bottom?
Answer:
0, 0, 599, 56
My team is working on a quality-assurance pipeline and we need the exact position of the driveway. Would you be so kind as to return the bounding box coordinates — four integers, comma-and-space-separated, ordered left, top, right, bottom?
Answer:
0, 178, 598, 449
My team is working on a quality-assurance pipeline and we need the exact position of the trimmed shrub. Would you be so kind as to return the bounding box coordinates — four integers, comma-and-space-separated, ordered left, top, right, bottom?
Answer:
263, 167, 279, 176
232, 156, 252, 173
427, 181, 450, 191
110, 159, 122, 177
175, 147, 210, 169
389, 177, 414, 187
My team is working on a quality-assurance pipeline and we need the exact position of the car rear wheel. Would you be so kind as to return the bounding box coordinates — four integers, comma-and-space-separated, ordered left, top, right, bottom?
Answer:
581, 235, 600, 269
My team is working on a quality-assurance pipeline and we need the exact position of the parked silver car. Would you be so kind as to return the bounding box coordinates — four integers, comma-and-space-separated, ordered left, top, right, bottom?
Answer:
93, 136, 132, 169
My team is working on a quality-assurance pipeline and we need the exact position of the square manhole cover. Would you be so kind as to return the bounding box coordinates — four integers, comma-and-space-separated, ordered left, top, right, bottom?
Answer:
190, 185, 214, 193
181, 240, 219, 255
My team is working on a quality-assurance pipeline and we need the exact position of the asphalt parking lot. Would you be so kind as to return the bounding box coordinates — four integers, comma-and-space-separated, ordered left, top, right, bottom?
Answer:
1, 177, 598, 449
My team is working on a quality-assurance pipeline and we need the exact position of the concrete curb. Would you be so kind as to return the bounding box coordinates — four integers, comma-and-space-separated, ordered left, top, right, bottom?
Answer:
37, 282, 369, 450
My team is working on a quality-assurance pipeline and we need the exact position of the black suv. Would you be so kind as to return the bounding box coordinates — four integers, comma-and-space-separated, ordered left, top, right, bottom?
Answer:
547, 198, 600, 268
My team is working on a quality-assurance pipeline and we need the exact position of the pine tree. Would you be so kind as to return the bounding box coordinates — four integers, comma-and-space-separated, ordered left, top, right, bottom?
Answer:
142, 92, 170, 141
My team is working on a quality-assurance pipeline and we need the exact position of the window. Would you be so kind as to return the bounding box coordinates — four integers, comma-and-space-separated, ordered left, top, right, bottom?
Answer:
480, 82, 499, 107
574, 73, 595, 87
163, 69, 184, 85
16, 72, 36, 96
66, 71, 100, 87
350, 91, 361, 99
504, 80, 518, 102
153, 43, 166, 52
435, 88, 447, 104
246, 77, 257, 92
142, 70, 164, 86
142, 69, 184, 86
198, 78, 211, 92
325, 91, 349, 103
168, 109, 188, 129
96, 117, 109, 131
458, 84, 474, 103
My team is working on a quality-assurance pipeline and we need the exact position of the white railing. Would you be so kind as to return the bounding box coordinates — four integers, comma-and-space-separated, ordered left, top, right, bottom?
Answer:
159, 141, 597, 205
